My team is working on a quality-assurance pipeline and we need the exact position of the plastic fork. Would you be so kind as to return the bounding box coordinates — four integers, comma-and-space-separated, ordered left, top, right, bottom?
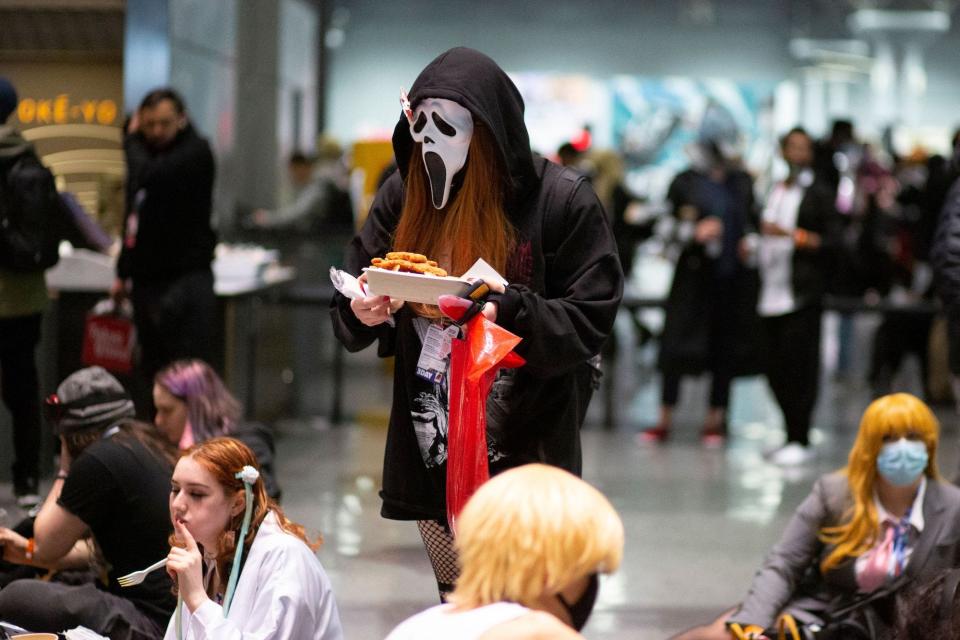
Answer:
117, 558, 167, 587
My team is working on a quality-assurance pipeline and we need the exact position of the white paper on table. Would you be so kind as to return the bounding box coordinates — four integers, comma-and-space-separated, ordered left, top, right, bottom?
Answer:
329, 267, 395, 327
461, 258, 508, 288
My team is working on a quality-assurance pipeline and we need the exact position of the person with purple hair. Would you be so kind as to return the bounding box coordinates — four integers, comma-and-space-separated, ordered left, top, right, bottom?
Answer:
153, 359, 281, 499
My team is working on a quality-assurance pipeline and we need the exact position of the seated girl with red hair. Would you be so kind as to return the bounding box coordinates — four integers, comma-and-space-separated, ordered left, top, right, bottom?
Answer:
164, 438, 342, 639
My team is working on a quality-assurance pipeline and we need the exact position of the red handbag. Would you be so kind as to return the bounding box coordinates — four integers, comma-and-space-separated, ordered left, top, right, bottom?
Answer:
81, 299, 137, 374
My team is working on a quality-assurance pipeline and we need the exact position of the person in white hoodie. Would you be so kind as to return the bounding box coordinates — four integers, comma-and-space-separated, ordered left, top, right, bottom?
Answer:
163, 437, 342, 640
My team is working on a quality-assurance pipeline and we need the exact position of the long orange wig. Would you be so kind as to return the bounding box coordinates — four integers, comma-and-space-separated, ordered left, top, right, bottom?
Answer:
819, 393, 940, 573
392, 122, 515, 311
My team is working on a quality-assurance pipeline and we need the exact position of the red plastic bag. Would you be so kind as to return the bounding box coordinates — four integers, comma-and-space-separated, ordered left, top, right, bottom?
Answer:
82, 299, 137, 374
440, 295, 525, 532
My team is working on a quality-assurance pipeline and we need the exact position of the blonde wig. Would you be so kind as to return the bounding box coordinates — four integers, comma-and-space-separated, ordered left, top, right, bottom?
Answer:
450, 463, 624, 609
820, 393, 940, 573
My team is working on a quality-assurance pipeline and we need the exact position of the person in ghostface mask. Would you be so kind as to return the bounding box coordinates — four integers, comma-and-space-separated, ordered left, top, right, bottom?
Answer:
671, 393, 960, 640
384, 464, 623, 639
332, 47, 622, 599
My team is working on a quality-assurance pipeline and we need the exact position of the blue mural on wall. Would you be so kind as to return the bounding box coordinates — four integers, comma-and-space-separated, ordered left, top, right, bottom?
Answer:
610, 76, 776, 203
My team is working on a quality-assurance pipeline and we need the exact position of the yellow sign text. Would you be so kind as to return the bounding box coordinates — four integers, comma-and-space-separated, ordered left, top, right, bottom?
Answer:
17, 95, 119, 126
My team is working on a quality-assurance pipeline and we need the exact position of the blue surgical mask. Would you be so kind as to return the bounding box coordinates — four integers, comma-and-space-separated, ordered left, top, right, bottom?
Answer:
876, 438, 929, 487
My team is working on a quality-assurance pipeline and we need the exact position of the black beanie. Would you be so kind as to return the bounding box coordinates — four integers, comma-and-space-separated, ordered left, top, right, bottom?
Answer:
50, 366, 136, 435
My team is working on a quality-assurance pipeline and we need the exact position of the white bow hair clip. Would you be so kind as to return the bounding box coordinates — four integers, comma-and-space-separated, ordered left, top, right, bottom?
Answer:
400, 87, 414, 125
236, 465, 260, 485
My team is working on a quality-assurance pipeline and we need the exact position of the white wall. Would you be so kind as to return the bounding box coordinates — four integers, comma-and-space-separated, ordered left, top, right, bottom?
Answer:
325, 0, 960, 146
325, 0, 795, 142
918, 31, 960, 140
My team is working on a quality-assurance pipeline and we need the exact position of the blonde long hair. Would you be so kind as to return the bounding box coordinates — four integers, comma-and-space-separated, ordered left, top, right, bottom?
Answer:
450, 464, 624, 608
820, 393, 940, 573
392, 123, 514, 316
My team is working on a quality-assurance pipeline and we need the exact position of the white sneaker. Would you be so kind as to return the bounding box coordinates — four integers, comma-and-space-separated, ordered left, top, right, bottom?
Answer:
768, 443, 813, 466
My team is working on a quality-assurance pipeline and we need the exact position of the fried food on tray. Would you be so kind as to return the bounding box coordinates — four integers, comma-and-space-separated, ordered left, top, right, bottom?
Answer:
371, 255, 448, 277
385, 251, 428, 263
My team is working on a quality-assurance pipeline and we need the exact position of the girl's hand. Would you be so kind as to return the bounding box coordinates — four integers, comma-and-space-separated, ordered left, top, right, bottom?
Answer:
350, 273, 403, 325
350, 294, 403, 326
0, 527, 30, 565
467, 278, 504, 322
473, 277, 505, 295
481, 301, 498, 322
694, 216, 723, 244
167, 519, 208, 612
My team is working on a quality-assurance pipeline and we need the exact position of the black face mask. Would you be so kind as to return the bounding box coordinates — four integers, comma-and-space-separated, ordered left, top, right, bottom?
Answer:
556, 573, 599, 631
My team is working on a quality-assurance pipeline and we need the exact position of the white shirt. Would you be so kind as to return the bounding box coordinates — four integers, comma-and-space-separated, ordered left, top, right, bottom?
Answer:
385, 602, 531, 640
164, 511, 343, 640
757, 173, 809, 317
854, 477, 927, 587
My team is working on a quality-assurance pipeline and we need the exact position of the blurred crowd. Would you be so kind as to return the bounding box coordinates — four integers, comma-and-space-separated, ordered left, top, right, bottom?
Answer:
555, 119, 960, 463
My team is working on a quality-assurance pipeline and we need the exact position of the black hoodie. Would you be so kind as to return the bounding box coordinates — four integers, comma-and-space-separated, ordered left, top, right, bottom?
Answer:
332, 48, 623, 521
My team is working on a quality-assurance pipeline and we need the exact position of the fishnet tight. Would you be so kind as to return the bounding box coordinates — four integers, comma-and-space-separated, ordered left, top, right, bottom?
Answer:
416, 519, 460, 601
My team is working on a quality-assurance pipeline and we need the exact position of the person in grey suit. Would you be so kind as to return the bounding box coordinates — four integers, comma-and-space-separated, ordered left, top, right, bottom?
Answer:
672, 393, 960, 639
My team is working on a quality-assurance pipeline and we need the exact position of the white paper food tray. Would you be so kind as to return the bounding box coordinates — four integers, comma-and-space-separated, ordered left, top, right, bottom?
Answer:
363, 267, 471, 305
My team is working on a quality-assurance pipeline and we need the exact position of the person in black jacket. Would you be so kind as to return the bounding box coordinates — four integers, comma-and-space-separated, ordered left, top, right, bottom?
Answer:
753, 127, 837, 465
112, 88, 217, 415
0, 77, 49, 508
0, 77, 112, 508
331, 47, 622, 599
640, 139, 760, 446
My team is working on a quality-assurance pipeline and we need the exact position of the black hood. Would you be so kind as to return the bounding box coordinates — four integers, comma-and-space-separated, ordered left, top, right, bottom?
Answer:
392, 47, 538, 204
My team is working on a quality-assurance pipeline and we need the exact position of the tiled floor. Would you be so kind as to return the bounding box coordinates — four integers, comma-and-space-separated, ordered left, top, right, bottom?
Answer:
267, 305, 957, 639
1, 306, 955, 639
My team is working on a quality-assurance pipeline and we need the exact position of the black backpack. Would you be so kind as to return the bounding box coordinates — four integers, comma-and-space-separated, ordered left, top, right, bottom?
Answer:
0, 152, 63, 272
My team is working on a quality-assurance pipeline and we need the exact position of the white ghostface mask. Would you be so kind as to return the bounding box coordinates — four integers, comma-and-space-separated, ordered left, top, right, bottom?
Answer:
409, 98, 473, 209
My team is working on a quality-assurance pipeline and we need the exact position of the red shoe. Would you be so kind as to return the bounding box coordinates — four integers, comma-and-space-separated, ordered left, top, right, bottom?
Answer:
636, 425, 670, 444
700, 422, 727, 448
700, 429, 726, 448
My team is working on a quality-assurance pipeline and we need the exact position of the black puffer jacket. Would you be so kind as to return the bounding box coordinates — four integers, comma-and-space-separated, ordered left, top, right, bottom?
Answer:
331, 47, 623, 521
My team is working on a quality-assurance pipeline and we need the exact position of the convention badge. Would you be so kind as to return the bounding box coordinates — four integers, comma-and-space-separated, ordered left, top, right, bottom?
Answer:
415, 324, 458, 384
442, 324, 459, 354
400, 87, 414, 125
